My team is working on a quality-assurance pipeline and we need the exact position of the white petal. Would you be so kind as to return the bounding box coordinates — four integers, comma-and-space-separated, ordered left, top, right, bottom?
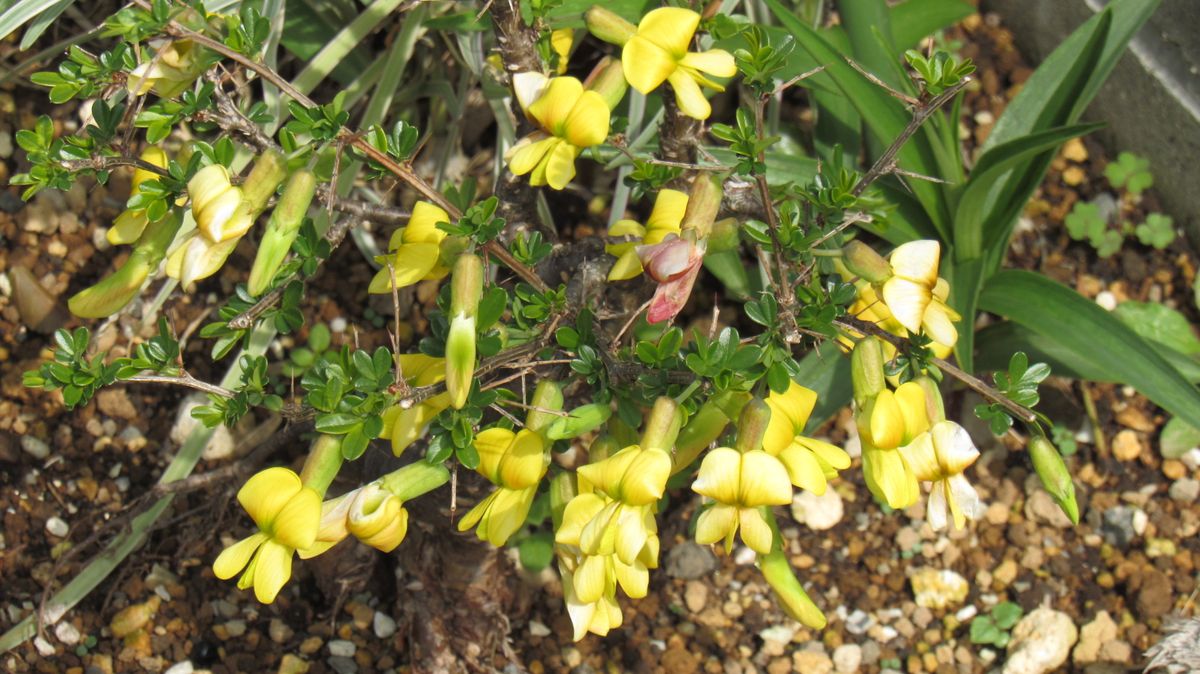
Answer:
889, 240, 940, 285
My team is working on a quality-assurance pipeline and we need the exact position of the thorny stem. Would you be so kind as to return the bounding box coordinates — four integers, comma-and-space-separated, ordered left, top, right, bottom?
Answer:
751, 97, 798, 333
126, 372, 236, 399
851, 78, 970, 198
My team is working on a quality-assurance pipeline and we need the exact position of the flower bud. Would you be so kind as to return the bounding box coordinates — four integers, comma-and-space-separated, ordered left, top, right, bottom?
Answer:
299, 433, 345, 497
760, 550, 827, 628
585, 6, 637, 46
640, 397, 683, 452
446, 253, 483, 409
546, 403, 612, 440
188, 164, 252, 243
240, 150, 289, 217
248, 169, 317, 296
587, 434, 621, 464
525, 380, 565, 435
583, 57, 628, 111
841, 241, 891, 283
347, 484, 409, 552
1029, 436, 1079, 525
734, 398, 772, 454
379, 461, 452, 501
850, 337, 886, 408
673, 397, 735, 474
707, 218, 741, 252
680, 174, 723, 239
550, 472, 578, 529
69, 209, 183, 318
166, 232, 239, 289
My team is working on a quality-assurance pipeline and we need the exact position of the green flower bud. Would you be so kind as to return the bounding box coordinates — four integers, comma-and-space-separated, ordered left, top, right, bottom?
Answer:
707, 217, 741, 252
68, 209, 183, 318
549, 472, 578, 529
583, 57, 629, 111
546, 403, 612, 441
850, 337, 886, 407
1029, 436, 1079, 525
681, 173, 723, 239
299, 433, 345, 497
734, 398, 772, 454
841, 240, 891, 283
640, 397, 683, 452
525, 380, 565, 435
240, 150, 289, 216
446, 253, 483, 409
673, 395, 738, 474
248, 169, 317, 296
585, 6, 637, 46
380, 461, 452, 501
760, 549, 827, 629
587, 434, 620, 464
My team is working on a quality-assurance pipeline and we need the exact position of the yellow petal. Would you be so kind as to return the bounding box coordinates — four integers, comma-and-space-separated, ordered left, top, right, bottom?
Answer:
637, 7, 700, 57
512, 71, 551, 113
607, 250, 645, 281
556, 492, 608, 546
694, 503, 737, 547
738, 450, 793, 506
251, 540, 293, 603
738, 508, 775, 554
613, 559, 649, 598
667, 69, 711, 120
889, 240, 940, 285
543, 141, 580, 191
613, 505, 650, 565
367, 243, 442, 293
238, 467, 303, 528
389, 395, 448, 456
551, 28, 574, 72
927, 479, 949, 531
481, 487, 537, 546
608, 218, 646, 240
894, 381, 930, 441
692, 447, 741, 503
133, 146, 168, 190
457, 491, 495, 532
527, 77, 585, 134
187, 164, 232, 214
922, 301, 959, 348
402, 201, 452, 244
862, 446, 918, 509
762, 398, 797, 456
506, 134, 556, 177
866, 390, 903, 450
645, 188, 688, 234
474, 427, 517, 483
947, 473, 982, 528
679, 49, 738, 78
212, 532, 267, 580
563, 91, 610, 149
881, 276, 932, 335
622, 35, 675, 94
195, 187, 244, 240
931, 421, 979, 475
574, 554, 609, 604
398, 353, 446, 385
498, 429, 547, 489
898, 431, 941, 482
779, 444, 829, 494
271, 486, 322, 550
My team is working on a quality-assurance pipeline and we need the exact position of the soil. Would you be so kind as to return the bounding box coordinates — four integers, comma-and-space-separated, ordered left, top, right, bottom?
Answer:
1, 5, 1198, 674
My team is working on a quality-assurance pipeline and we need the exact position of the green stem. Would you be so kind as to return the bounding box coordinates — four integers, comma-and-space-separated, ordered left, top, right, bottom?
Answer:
300, 434, 344, 497
380, 462, 451, 501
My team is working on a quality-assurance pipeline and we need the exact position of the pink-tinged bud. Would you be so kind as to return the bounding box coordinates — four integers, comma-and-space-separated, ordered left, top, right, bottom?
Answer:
636, 234, 706, 324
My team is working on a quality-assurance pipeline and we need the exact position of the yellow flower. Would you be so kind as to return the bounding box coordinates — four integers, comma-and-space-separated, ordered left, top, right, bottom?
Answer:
108, 146, 169, 246
858, 381, 931, 510
457, 427, 550, 545
842, 283, 955, 360
189, 164, 252, 243
551, 28, 574, 74
212, 467, 321, 603
127, 40, 205, 98
762, 382, 851, 494
879, 240, 961, 347
556, 492, 657, 599
899, 421, 983, 530
605, 189, 688, 281
368, 201, 452, 293
577, 444, 672, 506
692, 448, 792, 554
379, 354, 451, 456
620, 7, 737, 120
346, 483, 409, 552
506, 73, 610, 190
560, 562, 624, 641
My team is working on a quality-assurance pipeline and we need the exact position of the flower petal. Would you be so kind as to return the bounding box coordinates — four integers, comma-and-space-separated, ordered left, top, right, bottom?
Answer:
894, 381, 930, 441
898, 431, 940, 482
213, 532, 267, 580
563, 91, 610, 149
667, 69, 711, 120
922, 301, 959, 348
948, 474, 983, 528
694, 503, 737, 547
512, 71, 551, 113
543, 141, 580, 190
271, 486, 322, 550
881, 276, 931, 335
527, 77, 584, 134
238, 467, 302, 528
506, 134, 556, 177
251, 540, 293, 603
607, 250, 645, 281
474, 427, 516, 483
574, 554, 609, 604
613, 559, 649, 598
108, 210, 150, 246
926, 480, 949, 531
692, 447, 741, 503
402, 201, 451, 244
889, 240, 940, 285
865, 390, 903, 450
622, 35, 675, 94
367, 243, 442, 293
931, 421, 979, 474
795, 436, 852, 471
499, 430, 547, 489
862, 445, 919, 509
637, 7, 700, 57
645, 189, 689, 233
779, 444, 828, 494
738, 508, 775, 554
679, 49, 738, 78
739, 450, 793, 506
613, 505, 650, 565
481, 487, 536, 545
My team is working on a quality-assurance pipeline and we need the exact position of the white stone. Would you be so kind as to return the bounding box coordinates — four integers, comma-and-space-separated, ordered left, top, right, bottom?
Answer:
164, 661, 194, 674
791, 489, 844, 531
833, 643, 862, 673
1095, 292, 1117, 311
528, 620, 551, 637
53, 621, 81, 645
1003, 607, 1078, 674
21, 436, 50, 460
45, 517, 69, 538
330, 317, 348, 333
328, 639, 356, 657
373, 611, 397, 639
910, 568, 969, 609
33, 636, 55, 656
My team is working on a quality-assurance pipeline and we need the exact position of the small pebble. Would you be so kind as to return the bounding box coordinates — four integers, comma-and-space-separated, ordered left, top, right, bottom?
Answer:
664, 542, 718, 579
327, 639, 356, 658
330, 317, 348, 333
328, 656, 357, 674
223, 620, 246, 638
45, 517, 69, 538
528, 620, 551, 638
373, 611, 397, 639
54, 621, 81, 645
1112, 429, 1142, 461
277, 653, 310, 674
833, 643, 862, 673
845, 609, 874, 635
910, 568, 969, 609
164, 661, 194, 674
21, 435, 50, 460
791, 489, 844, 531
1169, 478, 1199, 503
269, 618, 294, 644
684, 581, 708, 613
33, 635, 55, 657
1095, 291, 1118, 311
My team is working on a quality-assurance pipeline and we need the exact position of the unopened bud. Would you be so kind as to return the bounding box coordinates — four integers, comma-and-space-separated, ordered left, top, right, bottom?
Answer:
583, 57, 628, 111
681, 174, 723, 239
841, 241, 891, 283
1029, 436, 1079, 525
446, 253, 483, 409
640, 397, 683, 452
240, 150, 288, 216
735, 398, 772, 454
850, 337, 886, 407
347, 484, 408, 552
248, 169, 317, 296
549, 472, 577, 529
673, 394, 742, 474
69, 210, 183, 318
546, 402, 612, 440
587, 434, 620, 464
760, 550, 827, 629
585, 6, 636, 46
380, 461, 451, 501
525, 380, 565, 435
708, 217, 741, 252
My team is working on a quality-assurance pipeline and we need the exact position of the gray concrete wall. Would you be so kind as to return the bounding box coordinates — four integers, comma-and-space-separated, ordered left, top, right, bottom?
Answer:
981, 0, 1200, 243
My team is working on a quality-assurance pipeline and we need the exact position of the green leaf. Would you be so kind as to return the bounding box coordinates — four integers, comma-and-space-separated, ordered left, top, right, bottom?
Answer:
315, 413, 363, 434
1114, 301, 1200, 357
890, 0, 974, 49
1160, 416, 1200, 459
702, 251, 751, 300
991, 602, 1023, 629
979, 270, 1200, 431
517, 531, 555, 571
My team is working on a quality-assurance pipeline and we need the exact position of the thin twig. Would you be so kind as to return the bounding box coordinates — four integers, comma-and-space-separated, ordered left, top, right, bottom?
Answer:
125, 373, 236, 398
